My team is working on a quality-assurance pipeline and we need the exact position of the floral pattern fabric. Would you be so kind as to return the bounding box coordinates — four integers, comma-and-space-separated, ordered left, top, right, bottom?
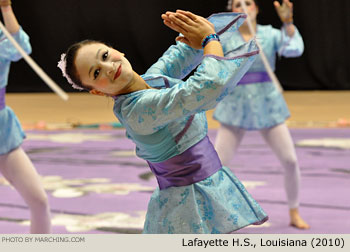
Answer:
214, 24, 304, 130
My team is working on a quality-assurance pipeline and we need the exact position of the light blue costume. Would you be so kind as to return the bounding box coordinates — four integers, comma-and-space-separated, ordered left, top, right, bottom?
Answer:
0, 27, 32, 155
113, 13, 268, 234
214, 24, 304, 130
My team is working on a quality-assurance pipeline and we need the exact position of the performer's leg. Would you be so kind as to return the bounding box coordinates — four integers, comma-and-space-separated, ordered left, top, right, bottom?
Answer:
260, 123, 309, 229
214, 123, 245, 166
0, 147, 51, 233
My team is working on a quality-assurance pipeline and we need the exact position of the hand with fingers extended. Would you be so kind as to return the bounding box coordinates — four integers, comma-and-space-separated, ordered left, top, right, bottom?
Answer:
274, 0, 293, 24
161, 10, 215, 50
0, 0, 11, 7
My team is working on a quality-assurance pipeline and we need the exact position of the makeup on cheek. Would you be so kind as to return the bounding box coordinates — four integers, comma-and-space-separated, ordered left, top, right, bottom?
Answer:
96, 77, 110, 87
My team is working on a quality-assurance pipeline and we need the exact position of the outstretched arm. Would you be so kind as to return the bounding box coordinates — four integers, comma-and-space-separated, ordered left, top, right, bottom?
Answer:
272, 0, 304, 57
0, 0, 31, 61
146, 11, 246, 80
1, 0, 20, 34
119, 11, 258, 135
274, 0, 295, 37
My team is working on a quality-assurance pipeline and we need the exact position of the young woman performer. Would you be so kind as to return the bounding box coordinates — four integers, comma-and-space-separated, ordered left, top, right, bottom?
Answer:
58, 10, 268, 233
0, 0, 51, 233
213, 0, 309, 229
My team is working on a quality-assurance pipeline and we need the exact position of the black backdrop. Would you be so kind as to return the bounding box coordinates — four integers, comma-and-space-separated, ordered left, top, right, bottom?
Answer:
4, 0, 350, 92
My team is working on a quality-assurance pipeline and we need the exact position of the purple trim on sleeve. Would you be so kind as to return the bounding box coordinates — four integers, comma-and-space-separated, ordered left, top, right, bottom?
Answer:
174, 115, 194, 144
147, 135, 222, 190
163, 77, 170, 88
237, 72, 271, 85
217, 14, 246, 35
141, 76, 171, 88
0, 87, 6, 110
206, 12, 247, 36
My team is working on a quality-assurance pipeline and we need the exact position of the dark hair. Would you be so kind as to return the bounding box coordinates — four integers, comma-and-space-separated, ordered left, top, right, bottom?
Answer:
64, 39, 100, 91
227, 0, 259, 11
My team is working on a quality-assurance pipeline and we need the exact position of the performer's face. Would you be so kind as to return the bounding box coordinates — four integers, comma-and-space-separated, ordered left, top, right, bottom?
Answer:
231, 0, 258, 22
75, 43, 134, 96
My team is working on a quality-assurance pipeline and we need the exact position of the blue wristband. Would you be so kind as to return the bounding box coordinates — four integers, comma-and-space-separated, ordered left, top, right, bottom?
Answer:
201, 34, 220, 48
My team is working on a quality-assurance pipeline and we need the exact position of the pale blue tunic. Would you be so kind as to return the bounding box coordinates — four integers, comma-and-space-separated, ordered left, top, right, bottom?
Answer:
113, 13, 268, 233
213, 24, 304, 130
0, 28, 32, 155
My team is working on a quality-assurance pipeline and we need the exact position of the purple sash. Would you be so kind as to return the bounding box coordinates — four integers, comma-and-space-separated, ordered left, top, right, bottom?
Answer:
238, 72, 271, 85
0, 87, 5, 110
147, 136, 222, 190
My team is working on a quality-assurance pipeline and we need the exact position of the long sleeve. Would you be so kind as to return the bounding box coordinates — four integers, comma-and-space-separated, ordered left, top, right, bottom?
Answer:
118, 40, 259, 135
145, 42, 202, 80
145, 12, 247, 80
0, 27, 32, 61
273, 25, 304, 57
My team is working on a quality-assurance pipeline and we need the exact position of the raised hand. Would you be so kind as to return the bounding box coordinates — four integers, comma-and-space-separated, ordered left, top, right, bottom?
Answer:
0, 0, 11, 7
161, 10, 215, 49
274, 0, 293, 23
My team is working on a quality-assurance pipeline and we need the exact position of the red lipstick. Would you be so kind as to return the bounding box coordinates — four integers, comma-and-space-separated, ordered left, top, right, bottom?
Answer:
114, 65, 122, 80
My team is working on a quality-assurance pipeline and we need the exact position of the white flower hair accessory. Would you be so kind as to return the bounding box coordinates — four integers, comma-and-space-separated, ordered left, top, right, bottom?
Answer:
57, 53, 84, 90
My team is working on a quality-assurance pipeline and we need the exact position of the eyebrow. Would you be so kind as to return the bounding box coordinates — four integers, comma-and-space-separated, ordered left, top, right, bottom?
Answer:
88, 48, 102, 79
